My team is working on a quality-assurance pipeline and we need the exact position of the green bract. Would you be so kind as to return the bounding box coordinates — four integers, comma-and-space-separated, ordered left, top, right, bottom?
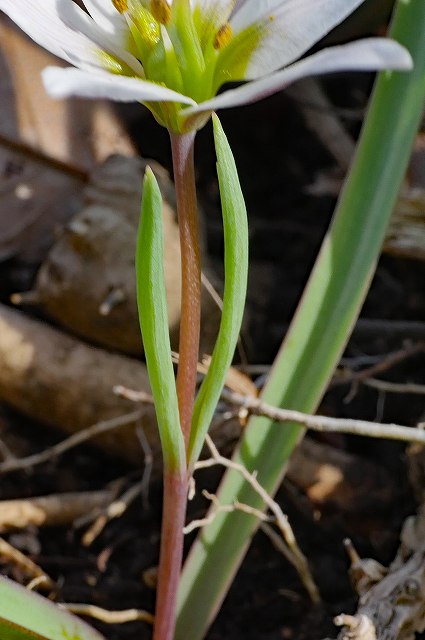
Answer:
136, 167, 186, 472
188, 114, 248, 468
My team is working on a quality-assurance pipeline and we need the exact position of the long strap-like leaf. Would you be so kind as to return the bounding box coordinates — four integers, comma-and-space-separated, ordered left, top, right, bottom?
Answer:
0, 576, 104, 640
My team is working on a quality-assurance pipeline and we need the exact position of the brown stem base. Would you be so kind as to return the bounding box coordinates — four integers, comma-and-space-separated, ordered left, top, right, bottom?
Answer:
153, 471, 188, 640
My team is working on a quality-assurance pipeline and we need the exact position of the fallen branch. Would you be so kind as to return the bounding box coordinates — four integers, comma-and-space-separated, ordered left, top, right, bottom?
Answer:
117, 383, 425, 445
0, 491, 114, 532
221, 389, 425, 444
0, 304, 158, 465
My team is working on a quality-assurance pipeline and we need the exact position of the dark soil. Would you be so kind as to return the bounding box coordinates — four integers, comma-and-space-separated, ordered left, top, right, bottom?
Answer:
1, 71, 425, 640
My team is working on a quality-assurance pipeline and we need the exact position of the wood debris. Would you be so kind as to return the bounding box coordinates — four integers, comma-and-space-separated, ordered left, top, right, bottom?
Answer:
0, 491, 115, 532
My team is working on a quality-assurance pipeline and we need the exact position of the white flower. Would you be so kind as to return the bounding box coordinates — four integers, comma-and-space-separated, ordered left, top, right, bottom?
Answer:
0, 0, 412, 131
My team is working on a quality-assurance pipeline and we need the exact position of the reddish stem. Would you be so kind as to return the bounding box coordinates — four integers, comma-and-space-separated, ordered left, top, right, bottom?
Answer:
170, 131, 202, 449
152, 131, 202, 640
153, 470, 188, 640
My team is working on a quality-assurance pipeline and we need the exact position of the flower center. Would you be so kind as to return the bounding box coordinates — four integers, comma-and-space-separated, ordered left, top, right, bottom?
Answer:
110, 0, 237, 103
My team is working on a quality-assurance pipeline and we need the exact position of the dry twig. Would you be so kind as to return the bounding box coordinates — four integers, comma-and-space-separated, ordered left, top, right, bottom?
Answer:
221, 389, 425, 444
363, 378, 425, 395
183, 490, 272, 535
60, 603, 154, 625
0, 491, 114, 532
82, 478, 146, 546
192, 435, 320, 602
0, 411, 143, 475
116, 384, 425, 445
332, 342, 424, 387
80, 422, 153, 545
0, 536, 54, 590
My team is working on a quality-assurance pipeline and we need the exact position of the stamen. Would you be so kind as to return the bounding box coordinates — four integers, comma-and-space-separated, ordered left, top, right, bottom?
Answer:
111, 0, 128, 13
214, 23, 233, 50
150, 0, 171, 25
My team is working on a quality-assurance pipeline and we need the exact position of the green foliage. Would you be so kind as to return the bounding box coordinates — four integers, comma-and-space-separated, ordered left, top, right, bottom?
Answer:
136, 168, 186, 472
188, 114, 249, 468
176, 1, 425, 637
0, 577, 104, 640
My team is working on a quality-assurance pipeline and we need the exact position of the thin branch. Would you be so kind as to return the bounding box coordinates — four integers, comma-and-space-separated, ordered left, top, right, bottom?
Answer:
0, 132, 88, 181
184, 492, 305, 578
201, 271, 223, 311
116, 383, 425, 444
183, 490, 271, 535
81, 478, 145, 546
114, 386, 154, 403
60, 603, 154, 625
0, 537, 55, 590
193, 435, 320, 602
200, 272, 249, 367
363, 378, 425, 395
332, 341, 424, 387
221, 389, 425, 444
0, 411, 143, 474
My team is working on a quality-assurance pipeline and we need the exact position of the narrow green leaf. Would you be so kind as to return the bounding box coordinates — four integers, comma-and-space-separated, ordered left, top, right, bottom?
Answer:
188, 114, 248, 468
0, 577, 104, 640
176, 1, 425, 637
136, 168, 186, 472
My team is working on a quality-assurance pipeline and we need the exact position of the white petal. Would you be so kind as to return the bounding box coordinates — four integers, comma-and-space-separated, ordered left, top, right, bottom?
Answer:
0, 0, 142, 75
191, 0, 235, 24
186, 39, 413, 114
190, 0, 236, 50
230, 0, 366, 77
0, 0, 101, 68
81, 0, 130, 51
42, 66, 196, 104
81, 0, 125, 34
56, 0, 142, 74
230, 0, 249, 15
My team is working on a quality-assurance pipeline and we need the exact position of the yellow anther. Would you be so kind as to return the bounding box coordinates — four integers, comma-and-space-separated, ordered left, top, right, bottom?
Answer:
111, 0, 128, 13
150, 0, 171, 25
213, 23, 233, 50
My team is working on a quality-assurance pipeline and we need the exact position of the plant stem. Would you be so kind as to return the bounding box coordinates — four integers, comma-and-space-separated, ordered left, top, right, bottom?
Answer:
170, 131, 202, 449
152, 131, 201, 640
153, 469, 188, 640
